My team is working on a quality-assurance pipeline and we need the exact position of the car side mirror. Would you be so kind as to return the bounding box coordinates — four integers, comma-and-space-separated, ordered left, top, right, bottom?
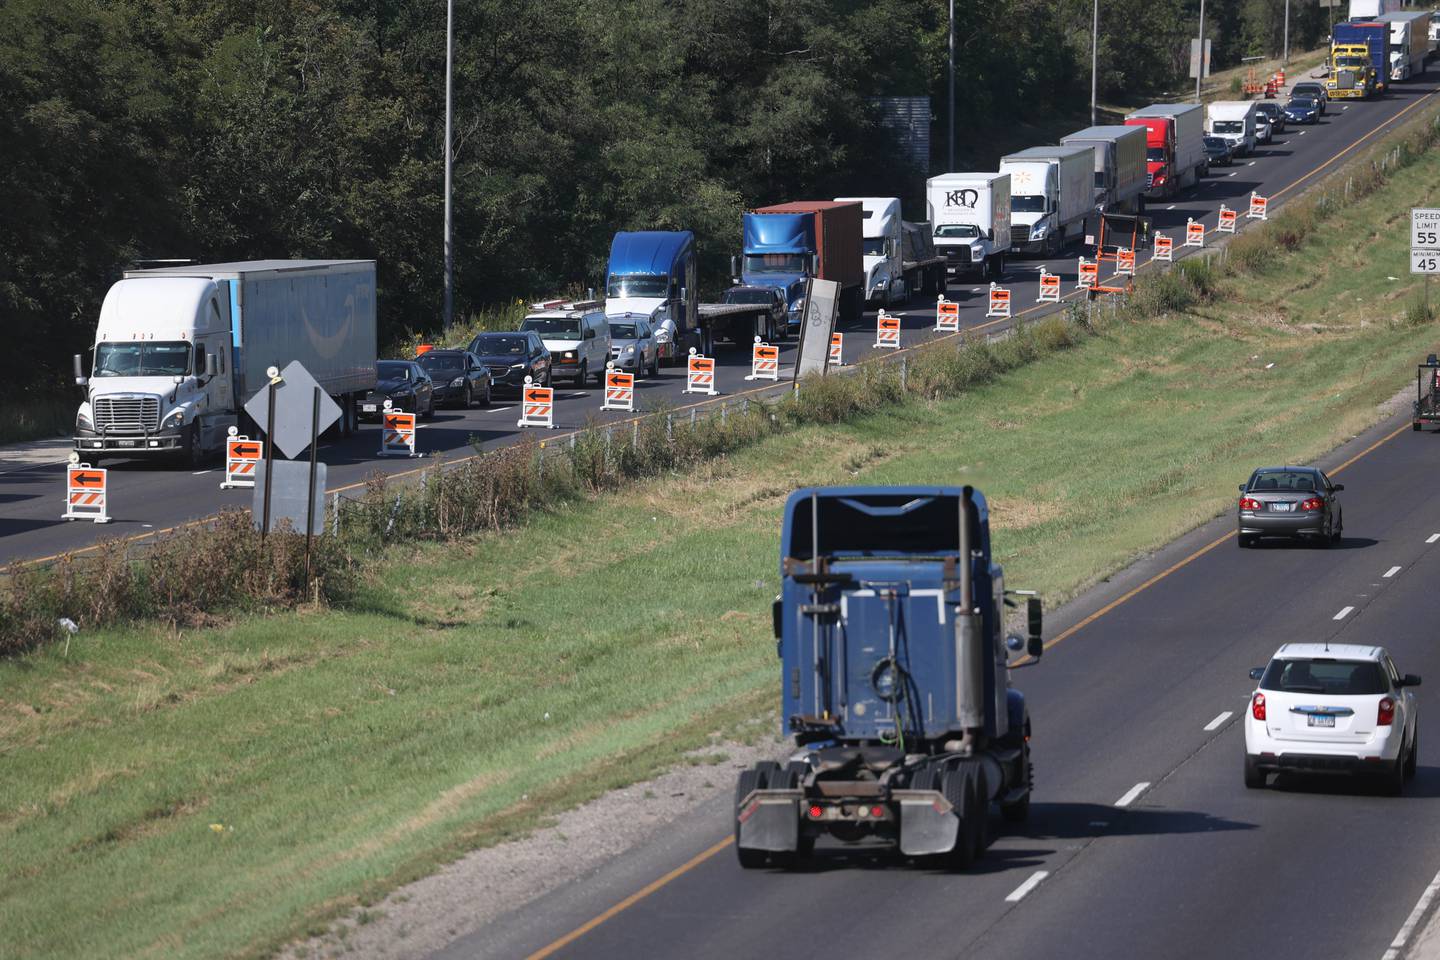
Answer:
1026, 597, 1043, 658
73, 353, 89, 387
1402, 673, 1422, 687
1238, 483, 1246, 493
1332, 483, 1344, 492
772, 596, 783, 641
1249, 667, 1265, 681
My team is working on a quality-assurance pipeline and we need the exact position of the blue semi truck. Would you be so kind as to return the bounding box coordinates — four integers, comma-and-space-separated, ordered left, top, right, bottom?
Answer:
1332, 21, 1390, 97
739, 201, 865, 335
735, 486, 1044, 869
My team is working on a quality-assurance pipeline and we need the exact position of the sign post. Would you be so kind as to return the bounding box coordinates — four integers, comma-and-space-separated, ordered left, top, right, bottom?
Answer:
242, 360, 342, 541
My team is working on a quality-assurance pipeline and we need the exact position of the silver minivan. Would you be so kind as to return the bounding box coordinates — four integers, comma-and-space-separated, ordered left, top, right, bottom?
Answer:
520, 300, 612, 386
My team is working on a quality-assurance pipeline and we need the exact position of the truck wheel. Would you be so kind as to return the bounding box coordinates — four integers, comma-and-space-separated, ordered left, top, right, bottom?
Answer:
941, 766, 977, 870
735, 769, 768, 869
1001, 744, 1032, 823
764, 764, 813, 869
576, 361, 587, 387
184, 423, 205, 469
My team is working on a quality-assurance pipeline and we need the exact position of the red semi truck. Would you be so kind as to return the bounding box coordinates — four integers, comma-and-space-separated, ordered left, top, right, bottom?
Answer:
1125, 103, 1207, 201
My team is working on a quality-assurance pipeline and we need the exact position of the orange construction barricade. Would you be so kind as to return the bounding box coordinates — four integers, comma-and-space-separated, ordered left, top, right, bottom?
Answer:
1037, 269, 1060, 303
1116, 248, 1136, 276
62, 456, 110, 523
746, 338, 780, 381
1077, 258, 1098, 289
875, 311, 901, 349
602, 363, 634, 412
221, 429, 262, 489
829, 332, 845, 367
1154, 233, 1174, 262
379, 404, 418, 456
684, 349, 717, 395
517, 376, 556, 428
1185, 218, 1205, 247
1218, 205, 1237, 234
935, 296, 960, 332
1248, 193, 1269, 220
986, 283, 1011, 318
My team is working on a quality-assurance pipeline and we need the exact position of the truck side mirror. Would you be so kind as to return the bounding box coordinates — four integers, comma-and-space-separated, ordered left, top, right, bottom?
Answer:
680, 286, 687, 303
772, 596, 783, 641
204, 353, 218, 377
730, 255, 740, 278
73, 353, 88, 387
1026, 597, 1043, 658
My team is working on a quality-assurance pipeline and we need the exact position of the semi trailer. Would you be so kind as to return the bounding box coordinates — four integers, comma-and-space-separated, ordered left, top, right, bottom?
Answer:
740, 202, 864, 333
1059, 125, 1148, 214
734, 485, 1044, 869
832, 197, 945, 306
1379, 10, 1431, 81
1126, 103, 1206, 200
998, 145, 1095, 257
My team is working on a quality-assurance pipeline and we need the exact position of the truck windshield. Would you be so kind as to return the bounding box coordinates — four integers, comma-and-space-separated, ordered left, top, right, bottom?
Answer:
1337, 57, 1367, 67
1146, 146, 1167, 162
93, 341, 190, 378
607, 274, 667, 298
934, 224, 980, 239
1212, 120, 1243, 134
744, 253, 807, 275
1010, 195, 1046, 213
862, 238, 886, 256
522, 318, 581, 339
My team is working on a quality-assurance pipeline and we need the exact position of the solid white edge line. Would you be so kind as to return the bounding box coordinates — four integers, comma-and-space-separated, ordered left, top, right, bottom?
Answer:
1428, 534, 1440, 544
1383, 866, 1440, 958
1334, 606, 1355, 620
1204, 710, 1233, 732
1005, 870, 1050, 903
1384, 566, 1402, 578
1114, 782, 1150, 808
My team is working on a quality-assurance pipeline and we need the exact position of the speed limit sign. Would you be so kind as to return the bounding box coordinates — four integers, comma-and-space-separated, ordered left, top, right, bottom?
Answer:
1412, 208, 1440, 249
1412, 250, 1440, 275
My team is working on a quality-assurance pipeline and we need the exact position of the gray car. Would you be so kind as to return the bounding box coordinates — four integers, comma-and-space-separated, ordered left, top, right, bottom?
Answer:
607, 317, 659, 378
1237, 466, 1343, 547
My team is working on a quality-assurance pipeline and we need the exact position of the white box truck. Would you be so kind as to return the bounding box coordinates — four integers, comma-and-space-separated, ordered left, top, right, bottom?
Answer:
1380, 11, 1431, 80
1206, 101, 1260, 157
1059, 125, 1148, 214
73, 260, 377, 466
926, 173, 1011, 281
833, 197, 947, 305
998, 146, 1095, 258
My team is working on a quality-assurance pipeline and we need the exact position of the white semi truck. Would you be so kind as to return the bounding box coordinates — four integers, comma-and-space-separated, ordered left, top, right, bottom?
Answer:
832, 197, 946, 306
1380, 11, 1431, 80
925, 173, 1011, 281
998, 146, 1095, 258
1059, 125, 1148, 214
73, 260, 377, 466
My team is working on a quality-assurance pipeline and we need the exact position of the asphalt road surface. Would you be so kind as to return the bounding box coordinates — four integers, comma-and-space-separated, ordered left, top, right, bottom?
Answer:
433, 410, 1440, 960
3, 70, 1439, 568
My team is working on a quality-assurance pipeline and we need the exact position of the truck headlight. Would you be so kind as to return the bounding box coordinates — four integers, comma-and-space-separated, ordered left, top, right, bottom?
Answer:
563, 351, 576, 360
1030, 224, 1048, 240
622, 345, 635, 356
450, 377, 465, 387
789, 298, 806, 317
162, 410, 185, 430
76, 408, 93, 432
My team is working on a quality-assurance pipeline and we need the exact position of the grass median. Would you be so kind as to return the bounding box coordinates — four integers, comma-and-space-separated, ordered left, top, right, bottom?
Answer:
7, 121, 1440, 960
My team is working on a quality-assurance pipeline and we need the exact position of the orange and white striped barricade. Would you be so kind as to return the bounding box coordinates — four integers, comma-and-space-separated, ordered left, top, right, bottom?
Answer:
875, 311, 901, 349
1037, 268, 1060, 303
517, 377, 556, 428
1184, 218, 1205, 248
1154, 233, 1174, 262
602, 363, 634, 412
1116, 248, 1136, 276
745, 338, 780, 381
1248, 193, 1269, 220
1217, 205, 1237, 234
220, 428, 262, 489
684, 348, 717, 396
829, 332, 845, 367
62, 456, 110, 523
986, 283, 1011, 318
1077, 258, 1098, 290
378, 403, 418, 456
935, 296, 960, 332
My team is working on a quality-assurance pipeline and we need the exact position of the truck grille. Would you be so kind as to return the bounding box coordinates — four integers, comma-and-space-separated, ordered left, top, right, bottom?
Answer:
1337, 71, 1356, 89
945, 247, 972, 265
93, 395, 159, 433
1010, 225, 1032, 245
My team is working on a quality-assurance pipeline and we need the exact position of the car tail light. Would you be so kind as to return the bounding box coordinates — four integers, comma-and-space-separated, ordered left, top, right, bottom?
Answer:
1378, 697, 1396, 726
1240, 497, 1262, 510
871, 805, 884, 818
1252, 692, 1266, 721
808, 804, 824, 820
1299, 497, 1324, 511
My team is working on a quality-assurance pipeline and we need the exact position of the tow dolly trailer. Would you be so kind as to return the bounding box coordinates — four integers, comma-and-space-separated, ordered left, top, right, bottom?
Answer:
1415, 354, 1440, 430
735, 486, 1045, 869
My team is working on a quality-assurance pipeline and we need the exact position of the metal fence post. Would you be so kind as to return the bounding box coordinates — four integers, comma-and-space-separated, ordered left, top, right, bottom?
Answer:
666, 413, 673, 442
331, 491, 340, 536
900, 355, 908, 393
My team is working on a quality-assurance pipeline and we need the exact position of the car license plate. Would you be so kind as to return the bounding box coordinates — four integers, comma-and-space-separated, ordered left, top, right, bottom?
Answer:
1307, 714, 1335, 728
1270, 502, 1291, 512
362, 404, 377, 413
116, 439, 136, 447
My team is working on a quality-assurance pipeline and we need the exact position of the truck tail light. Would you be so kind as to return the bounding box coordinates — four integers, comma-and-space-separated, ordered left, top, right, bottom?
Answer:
1299, 497, 1324, 511
1240, 497, 1262, 510
1378, 697, 1396, 726
808, 804, 824, 820
1252, 692, 1266, 721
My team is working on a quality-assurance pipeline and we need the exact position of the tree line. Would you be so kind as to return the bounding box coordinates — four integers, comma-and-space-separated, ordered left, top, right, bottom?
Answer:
0, 0, 1335, 398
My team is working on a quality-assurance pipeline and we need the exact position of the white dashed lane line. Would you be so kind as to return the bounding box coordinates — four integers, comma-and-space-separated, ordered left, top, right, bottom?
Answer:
1384, 566, 1401, 578
1428, 533, 1440, 544
1382, 867, 1440, 960
1334, 605, 1355, 621
1204, 711, 1233, 732
1114, 782, 1150, 808
1005, 871, 1050, 903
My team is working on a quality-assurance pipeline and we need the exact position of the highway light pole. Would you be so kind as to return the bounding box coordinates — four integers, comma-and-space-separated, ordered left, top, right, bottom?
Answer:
1091, 0, 1099, 126
442, 0, 454, 334
948, 0, 955, 170
1283, 0, 1291, 65
1196, 0, 1206, 103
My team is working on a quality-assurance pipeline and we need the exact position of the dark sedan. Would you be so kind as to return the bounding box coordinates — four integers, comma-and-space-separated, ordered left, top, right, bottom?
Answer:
1237, 466, 1343, 547
1291, 81, 1328, 115
1204, 136, 1235, 167
1284, 96, 1320, 125
362, 360, 435, 420
468, 331, 552, 394
418, 349, 492, 408
1255, 101, 1287, 135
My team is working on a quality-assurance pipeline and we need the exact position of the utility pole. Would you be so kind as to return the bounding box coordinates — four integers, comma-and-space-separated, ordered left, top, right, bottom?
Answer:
1283, 0, 1291, 65
1195, 0, 1206, 103
1091, 0, 1099, 126
442, 0, 454, 333
948, 0, 955, 170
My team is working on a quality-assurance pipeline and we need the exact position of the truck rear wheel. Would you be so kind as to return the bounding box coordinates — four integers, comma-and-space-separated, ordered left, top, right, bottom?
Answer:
735, 768, 769, 869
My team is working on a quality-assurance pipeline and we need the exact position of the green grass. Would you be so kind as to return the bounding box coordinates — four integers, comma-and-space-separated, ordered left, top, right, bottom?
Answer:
5, 118, 1440, 959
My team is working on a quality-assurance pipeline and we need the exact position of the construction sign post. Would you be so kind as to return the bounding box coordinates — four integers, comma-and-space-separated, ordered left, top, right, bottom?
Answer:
378, 402, 418, 457
1185, 218, 1205, 247
745, 338, 780, 381
517, 376, 556, 428
829, 332, 845, 367
935, 296, 960, 332
986, 283, 1011, 318
1248, 193, 1269, 220
684, 349, 717, 395
1037, 269, 1060, 303
875, 312, 901, 349
1116, 248, 1136, 276
1077, 258, 1098, 289
1217, 205, 1237, 234
602, 364, 634, 411
62, 454, 110, 523
1154, 233, 1174, 262
221, 427, 262, 489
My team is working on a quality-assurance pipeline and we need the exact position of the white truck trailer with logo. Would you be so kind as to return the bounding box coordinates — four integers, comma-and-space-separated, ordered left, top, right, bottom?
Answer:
1206, 101, 1260, 157
73, 260, 377, 466
926, 173, 1011, 281
1059, 125, 1148, 214
998, 146, 1094, 258
833, 197, 946, 305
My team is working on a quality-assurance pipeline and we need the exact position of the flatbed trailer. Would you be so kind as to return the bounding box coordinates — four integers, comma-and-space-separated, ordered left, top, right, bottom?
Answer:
1415, 354, 1440, 430
697, 302, 778, 349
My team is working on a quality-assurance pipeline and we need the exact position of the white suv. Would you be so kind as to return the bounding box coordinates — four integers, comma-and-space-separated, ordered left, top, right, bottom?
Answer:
1244, 643, 1420, 793
520, 300, 611, 386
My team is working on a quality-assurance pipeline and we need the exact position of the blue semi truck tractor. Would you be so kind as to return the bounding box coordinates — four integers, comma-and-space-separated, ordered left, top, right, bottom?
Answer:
735, 485, 1045, 869
738, 201, 864, 336
605, 231, 702, 365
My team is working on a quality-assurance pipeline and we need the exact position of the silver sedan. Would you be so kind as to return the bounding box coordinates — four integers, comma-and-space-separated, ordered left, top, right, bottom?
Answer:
1237, 466, 1343, 548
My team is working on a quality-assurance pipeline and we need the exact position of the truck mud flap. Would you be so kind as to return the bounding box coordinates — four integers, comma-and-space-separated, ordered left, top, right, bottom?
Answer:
892, 789, 958, 857
737, 789, 802, 853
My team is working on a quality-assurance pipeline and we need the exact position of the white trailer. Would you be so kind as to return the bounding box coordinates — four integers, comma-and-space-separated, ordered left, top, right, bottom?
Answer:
925, 173, 1011, 281
1206, 101, 1260, 157
73, 260, 377, 465
998, 146, 1094, 258
1059, 125, 1148, 214
1349, 0, 1403, 18
1380, 11, 1431, 80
